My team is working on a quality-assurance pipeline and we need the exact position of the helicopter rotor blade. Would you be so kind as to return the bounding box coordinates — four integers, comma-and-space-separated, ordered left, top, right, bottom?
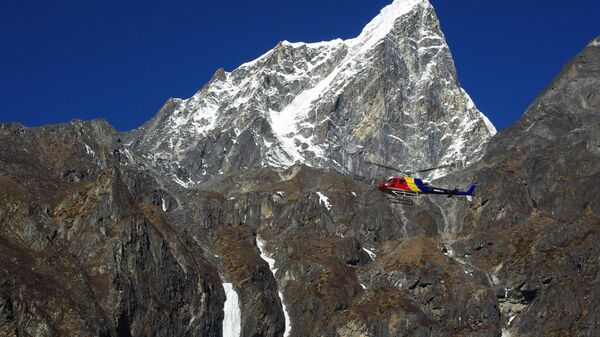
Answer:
363, 160, 409, 175
410, 164, 455, 174
364, 160, 455, 176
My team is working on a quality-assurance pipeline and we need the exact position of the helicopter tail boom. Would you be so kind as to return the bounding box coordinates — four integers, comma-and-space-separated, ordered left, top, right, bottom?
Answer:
458, 182, 477, 196
436, 182, 477, 196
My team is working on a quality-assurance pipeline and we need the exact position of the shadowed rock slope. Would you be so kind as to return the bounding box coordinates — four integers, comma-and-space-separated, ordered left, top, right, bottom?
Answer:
424, 35, 600, 337
0, 121, 224, 336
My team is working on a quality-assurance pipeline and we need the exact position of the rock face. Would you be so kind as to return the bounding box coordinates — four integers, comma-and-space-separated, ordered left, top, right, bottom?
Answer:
429, 35, 600, 337
0, 121, 224, 336
125, 0, 495, 186
1, 1, 599, 337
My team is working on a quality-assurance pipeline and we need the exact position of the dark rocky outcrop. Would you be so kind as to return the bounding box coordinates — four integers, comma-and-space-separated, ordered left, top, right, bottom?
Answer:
0, 121, 224, 337
425, 35, 600, 336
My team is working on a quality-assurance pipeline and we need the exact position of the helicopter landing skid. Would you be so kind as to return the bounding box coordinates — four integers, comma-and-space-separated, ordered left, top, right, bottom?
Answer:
386, 190, 419, 205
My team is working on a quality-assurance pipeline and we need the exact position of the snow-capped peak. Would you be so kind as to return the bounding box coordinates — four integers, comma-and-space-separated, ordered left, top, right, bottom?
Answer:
264, 1, 432, 168
348, 0, 425, 48
270, 0, 427, 55
126, 0, 496, 186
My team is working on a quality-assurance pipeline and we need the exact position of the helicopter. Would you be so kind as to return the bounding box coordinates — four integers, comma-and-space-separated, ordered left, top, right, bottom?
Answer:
365, 161, 477, 205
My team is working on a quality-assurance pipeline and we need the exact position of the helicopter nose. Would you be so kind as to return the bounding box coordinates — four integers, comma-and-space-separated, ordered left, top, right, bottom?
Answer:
377, 182, 386, 190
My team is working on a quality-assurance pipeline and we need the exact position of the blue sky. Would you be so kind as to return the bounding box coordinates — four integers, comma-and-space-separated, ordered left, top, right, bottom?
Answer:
1, 0, 598, 131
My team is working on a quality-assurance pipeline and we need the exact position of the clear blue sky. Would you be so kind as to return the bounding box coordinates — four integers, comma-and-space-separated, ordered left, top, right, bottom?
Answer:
1, 0, 598, 131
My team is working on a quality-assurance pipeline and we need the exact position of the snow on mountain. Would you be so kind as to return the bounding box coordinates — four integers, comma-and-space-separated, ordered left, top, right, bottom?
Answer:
125, 0, 496, 186
256, 237, 291, 337
222, 283, 241, 337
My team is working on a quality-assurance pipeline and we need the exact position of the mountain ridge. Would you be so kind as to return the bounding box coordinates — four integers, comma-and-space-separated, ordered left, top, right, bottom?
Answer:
125, 0, 495, 187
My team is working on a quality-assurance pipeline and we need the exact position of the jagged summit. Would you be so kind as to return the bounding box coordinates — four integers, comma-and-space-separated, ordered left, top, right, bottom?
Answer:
349, 0, 425, 46
246, 0, 426, 52
125, 0, 495, 187
280, 0, 426, 50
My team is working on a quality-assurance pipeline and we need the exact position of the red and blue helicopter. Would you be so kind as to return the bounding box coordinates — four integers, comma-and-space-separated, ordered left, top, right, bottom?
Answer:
365, 161, 477, 205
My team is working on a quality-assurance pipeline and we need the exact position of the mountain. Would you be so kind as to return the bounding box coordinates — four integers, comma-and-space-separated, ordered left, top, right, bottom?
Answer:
125, 0, 495, 187
426, 35, 600, 337
0, 120, 224, 336
1, 1, 599, 337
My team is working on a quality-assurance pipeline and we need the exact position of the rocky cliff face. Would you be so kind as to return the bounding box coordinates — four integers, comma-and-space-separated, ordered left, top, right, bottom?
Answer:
1, 1, 599, 337
427, 35, 600, 337
0, 121, 224, 336
125, 0, 495, 186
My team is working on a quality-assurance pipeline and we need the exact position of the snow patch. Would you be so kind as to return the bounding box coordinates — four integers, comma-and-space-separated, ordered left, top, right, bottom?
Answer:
222, 283, 241, 337
388, 134, 412, 147
239, 48, 275, 69
461, 89, 497, 136
123, 148, 135, 163
84, 143, 96, 157
347, 0, 423, 51
257, 238, 277, 271
362, 248, 376, 260
256, 237, 291, 337
161, 198, 167, 212
173, 175, 194, 188
481, 114, 497, 136
316, 192, 332, 210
